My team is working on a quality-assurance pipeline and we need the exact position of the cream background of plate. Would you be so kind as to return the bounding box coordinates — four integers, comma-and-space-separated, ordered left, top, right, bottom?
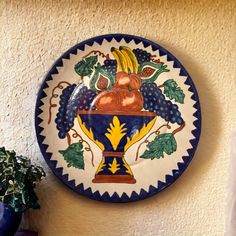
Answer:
39, 38, 196, 196
0, 0, 235, 235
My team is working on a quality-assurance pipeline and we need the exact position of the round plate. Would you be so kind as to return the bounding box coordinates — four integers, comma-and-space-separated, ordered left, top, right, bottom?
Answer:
35, 34, 201, 202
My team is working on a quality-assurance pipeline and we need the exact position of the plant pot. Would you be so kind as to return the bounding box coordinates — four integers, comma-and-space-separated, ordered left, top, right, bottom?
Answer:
0, 201, 22, 236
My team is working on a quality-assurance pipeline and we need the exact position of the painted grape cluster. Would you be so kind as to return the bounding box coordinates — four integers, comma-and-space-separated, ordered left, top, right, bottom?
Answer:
101, 59, 117, 76
55, 85, 96, 138
55, 84, 76, 138
133, 48, 151, 64
140, 83, 184, 125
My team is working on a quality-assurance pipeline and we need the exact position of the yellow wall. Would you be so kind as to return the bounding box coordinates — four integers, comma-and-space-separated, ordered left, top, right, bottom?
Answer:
1, 0, 235, 235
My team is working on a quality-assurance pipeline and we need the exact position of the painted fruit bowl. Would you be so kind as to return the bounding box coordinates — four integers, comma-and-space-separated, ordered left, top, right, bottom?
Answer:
77, 110, 156, 183
35, 34, 201, 202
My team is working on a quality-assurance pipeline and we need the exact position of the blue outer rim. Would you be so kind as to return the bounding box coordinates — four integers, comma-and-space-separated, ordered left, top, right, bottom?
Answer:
35, 34, 201, 203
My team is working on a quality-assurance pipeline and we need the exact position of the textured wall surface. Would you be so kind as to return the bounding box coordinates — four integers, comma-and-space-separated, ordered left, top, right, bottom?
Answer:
0, 0, 235, 235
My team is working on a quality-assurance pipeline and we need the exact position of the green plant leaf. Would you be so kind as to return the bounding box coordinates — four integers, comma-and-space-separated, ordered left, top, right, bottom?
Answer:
59, 143, 84, 169
0, 147, 46, 212
163, 79, 185, 103
74, 56, 98, 77
140, 133, 177, 159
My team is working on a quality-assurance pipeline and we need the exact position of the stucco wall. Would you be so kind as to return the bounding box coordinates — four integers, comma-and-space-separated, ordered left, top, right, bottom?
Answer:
1, 0, 235, 235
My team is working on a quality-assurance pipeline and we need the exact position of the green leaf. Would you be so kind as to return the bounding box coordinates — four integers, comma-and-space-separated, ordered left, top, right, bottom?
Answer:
90, 63, 115, 92
74, 56, 98, 77
0, 146, 45, 212
163, 79, 185, 103
140, 133, 177, 159
59, 143, 84, 169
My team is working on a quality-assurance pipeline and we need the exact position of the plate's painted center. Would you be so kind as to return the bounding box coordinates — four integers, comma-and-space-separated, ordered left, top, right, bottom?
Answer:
35, 34, 201, 202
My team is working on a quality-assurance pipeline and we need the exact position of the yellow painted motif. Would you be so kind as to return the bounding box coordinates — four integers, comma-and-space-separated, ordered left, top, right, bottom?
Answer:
96, 156, 106, 174
125, 117, 156, 151
123, 159, 133, 176
105, 116, 127, 150
77, 116, 104, 150
108, 158, 120, 174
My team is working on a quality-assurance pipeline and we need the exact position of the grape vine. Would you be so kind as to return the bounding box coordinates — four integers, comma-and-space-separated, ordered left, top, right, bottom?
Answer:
48, 81, 71, 124
70, 129, 94, 167
82, 50, 110, 60
136, 122, 185, 161
140, 82, 184, 125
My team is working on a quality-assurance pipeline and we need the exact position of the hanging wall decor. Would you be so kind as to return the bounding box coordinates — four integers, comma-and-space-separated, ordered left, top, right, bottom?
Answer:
35, 34, 201, 202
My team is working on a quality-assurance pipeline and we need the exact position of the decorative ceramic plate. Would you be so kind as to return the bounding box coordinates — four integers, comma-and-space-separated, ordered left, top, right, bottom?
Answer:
35, 34, 201, 202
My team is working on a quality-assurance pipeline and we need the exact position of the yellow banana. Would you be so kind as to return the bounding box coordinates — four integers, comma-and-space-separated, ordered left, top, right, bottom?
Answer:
111, 47, 128, 73
119, 46, 139, 74
120, 48, 134, 73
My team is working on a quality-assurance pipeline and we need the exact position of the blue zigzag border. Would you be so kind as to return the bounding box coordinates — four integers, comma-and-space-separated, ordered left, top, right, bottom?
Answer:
35, 34, 201, 203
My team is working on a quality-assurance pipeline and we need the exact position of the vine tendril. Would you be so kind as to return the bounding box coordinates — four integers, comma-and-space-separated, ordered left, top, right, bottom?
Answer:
134, 121, 187, 161
70, 128, 94, 167
82, 50, 110, 60
48, 81, 71, 124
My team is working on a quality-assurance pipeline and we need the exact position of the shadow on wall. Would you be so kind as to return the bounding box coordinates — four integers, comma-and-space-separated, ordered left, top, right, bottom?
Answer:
152, 39, 222, 196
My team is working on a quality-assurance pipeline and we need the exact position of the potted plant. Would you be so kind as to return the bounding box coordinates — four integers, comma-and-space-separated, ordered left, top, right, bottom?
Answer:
0, 147, 45, 236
